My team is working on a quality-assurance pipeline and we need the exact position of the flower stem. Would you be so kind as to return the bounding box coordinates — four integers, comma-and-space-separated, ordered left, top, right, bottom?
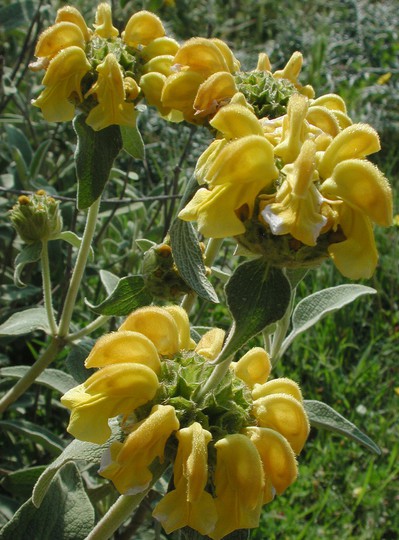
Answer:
196, 356, 232, 401
41, 239, 58, 336
270, 288, 296, 365
67, 315, 110, 341
0, 337, 64, 414
57, 197, 101, 338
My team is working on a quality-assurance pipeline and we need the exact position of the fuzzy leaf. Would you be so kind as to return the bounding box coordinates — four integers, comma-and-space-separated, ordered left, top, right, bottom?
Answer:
99, 269, 120, 295
0, 366, 76, 394
0, 419, 65, 455
73, 114, 122, 210
215, 260, 291, 363
0, 307, 50, 336
170, 219, 218, 303
13, 242, 42, 287
304, 400, 381, 455
121, 124, 145, 159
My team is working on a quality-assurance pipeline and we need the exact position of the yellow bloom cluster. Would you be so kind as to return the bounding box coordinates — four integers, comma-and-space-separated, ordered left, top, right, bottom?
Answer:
30, 4, 179, 130
61, 305, 309, 539
179, 90, 393, 278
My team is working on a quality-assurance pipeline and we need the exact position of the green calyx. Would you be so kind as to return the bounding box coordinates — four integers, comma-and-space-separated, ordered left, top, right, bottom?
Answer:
235, 70, 298, 119
134, 351, 254, 440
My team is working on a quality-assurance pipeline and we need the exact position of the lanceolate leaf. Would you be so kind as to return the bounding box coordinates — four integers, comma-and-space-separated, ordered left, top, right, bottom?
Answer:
280, 284, 376, 355
120, 124, 145, 159
87, 275, 153, 316
304, 399, 381, 455
1, 463, 95, 540
0, 419, 65, 455
13, 242, 42, 287
0, 366, 76, 394
170, 219, 218, 303
73, 114, 122, 210
0, 307, 50, 336
215, 259, 291, 364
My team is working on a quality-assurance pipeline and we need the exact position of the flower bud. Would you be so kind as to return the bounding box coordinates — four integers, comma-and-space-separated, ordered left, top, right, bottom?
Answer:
10, 190, 63, 244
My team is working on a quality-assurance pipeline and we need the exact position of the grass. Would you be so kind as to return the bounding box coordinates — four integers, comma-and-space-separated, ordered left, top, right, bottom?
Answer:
0, 0, 398, 538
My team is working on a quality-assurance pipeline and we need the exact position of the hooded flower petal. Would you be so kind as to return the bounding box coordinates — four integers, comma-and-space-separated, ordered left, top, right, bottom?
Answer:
35, 21, 86, 59
153, 423, 217, 536
119, 306, 180, 355
209, 102, 264, 139
93, 2, 119, 38
141, 37, 180, 62
61, 363, 159, 444
122, 10, 165, 47
32, 46, 91, 122
99, 405, 179, 494
55, 6, 91, 41
211, 434, 264, 540
274, 93, 309, 163
164, 305, 196, 350
173, 37, 230, 76
85, 53, 137, 131
84, 330, 161, 373
231, 347, 271, 387
252, 378, 303, 402
195, 328, 225, 360
193, 72, 237, 118
253, 393, 310, 454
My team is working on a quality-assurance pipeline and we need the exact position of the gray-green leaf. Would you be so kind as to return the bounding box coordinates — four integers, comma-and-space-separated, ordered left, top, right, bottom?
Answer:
304, 399, 381, 455
121, 124, 145, 159
13, 242, 42, 287
0, 307, 50, 336
0, 419, 65, 455
0, 366, 76, 394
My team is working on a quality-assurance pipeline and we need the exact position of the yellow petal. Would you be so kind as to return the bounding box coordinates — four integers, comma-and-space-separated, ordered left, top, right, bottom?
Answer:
252, 378, 303, 401
318, 123, 381, 179
307, 105, 340, 137
123, 10, 165, 47
209, 103, 264, 139
119, 306, 180, 355
174, 37, 229, 75
61, 363, 159, 444
35, 22, 85, 58
55, 6, 91, 41
231, 347, 271, 387
321, 159, 392, 226
161, 70, 204, 114
193, 72, 237, 117
141, 37, 180, 61
140, 72, 171, 116
274, 93, 309, 163
143, 54, 175, 76
32, 46, 91, 122
164, 305, 196, 350
328, 205, 378, 279
253, 393, 310, 454
211, 434, 264, 540
195, 328, 225, 360
93, 2, 119, 38
256, 52, 272, 72
311, 93, 347, 113
245, 427, 298, 497
206, 135, 278, 187
274, 51, 303, 82
210, 38, 240, 72
100, 404, 179, 494
195, 139, 227, 184
84, 330, 161, 373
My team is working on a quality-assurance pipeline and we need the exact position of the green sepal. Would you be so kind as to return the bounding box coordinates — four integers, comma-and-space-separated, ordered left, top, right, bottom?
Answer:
73, 114, 122, 210
215, 259, 291, 363
304, 399, 381, 455
87, 275, 153, 316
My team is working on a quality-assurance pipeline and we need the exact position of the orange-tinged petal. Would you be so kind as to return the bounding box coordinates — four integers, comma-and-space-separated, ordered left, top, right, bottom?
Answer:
35, 21, 85, 58
195, 328, 225, 360
321, 159, 392, 226
61, 363, 159, 444
84, 330, 161, 373
253, 393, 310, 454
245, 427, 298, 497
174, 37, 229, 76
100, 404, 179, 494
231, 347, 271, 387
210, 103, 264, 139
55, 6, 91, 41
123, 10, 165, 47
193, 72, 237, 117
119, 306, 180, 355
252, 378, 303, 402
318, 123, 381, 179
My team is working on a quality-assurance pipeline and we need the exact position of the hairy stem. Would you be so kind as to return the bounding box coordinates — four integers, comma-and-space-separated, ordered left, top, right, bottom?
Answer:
41, 240, 58, 336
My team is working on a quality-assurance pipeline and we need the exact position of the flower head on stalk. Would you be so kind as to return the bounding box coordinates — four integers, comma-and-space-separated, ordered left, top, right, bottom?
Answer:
61, 305, 309, 539
30, 3, 177, 130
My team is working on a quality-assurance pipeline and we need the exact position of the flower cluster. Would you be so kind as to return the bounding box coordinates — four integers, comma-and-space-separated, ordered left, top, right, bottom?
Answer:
179, 90, 393, 279
61, 305, 309, 539
30, 3, 179, 130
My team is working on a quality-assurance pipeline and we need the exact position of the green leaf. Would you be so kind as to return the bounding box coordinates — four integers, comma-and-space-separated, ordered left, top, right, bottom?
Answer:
0, 366, 76, 394
304, 400, 381, 455
99, 269, 120, 295
1, 466, 46, 500
73, 114, 122, 210
170, 219, 218, 303
1, 463, 95, 540
0, 1, 36, 30
136, 239, 156, 253
32, 420, 121, 507
0, 307, 50, 336
65, 340, 96, 384
5, 125, 32, 166
56, 231, 94, 259
13, 242, 42, 287
87, 275, 153, 316
121, 124, 145, 159
281, 284, 376, 355
216, 260, 291, 363
0, 419, 65, 455
29, 140, 52, 182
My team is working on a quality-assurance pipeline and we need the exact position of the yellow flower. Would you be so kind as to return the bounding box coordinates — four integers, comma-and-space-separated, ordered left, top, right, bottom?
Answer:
211, 434, 264, 540
93, 2, 119, 38
54, 6, 91, 41
153, 422, 217, 535
122, 10, 165, 47
32, 46, 91, 122
194, 328, 225, 360
260, 140, 327, 246
60, 363, 159, 444
34, 21, 86, 60
85, 53, 137, 131
231, 347, 271, 387
99, 405, 179, 494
